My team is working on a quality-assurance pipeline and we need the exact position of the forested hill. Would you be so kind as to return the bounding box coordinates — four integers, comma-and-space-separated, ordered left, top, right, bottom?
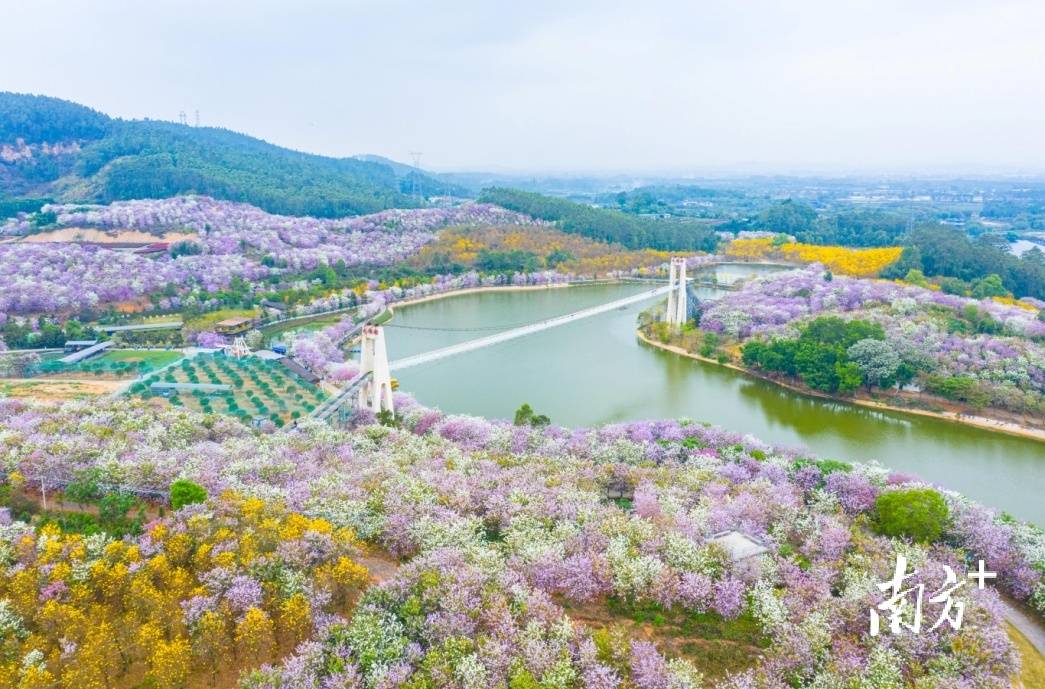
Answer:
0, 92, 457, 217
478, 187, 719, 252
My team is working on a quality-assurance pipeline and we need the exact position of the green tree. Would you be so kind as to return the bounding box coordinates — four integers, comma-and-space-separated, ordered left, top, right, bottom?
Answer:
924, 375, 991, 407
169, 479, 207, 510
514, 403, 534, 426
847, 338, 901, 390
545, 248, 574, 268
752, 199, 817, 235
794, 341, 846, 392
835, 361, 863, 393
513, 403, 550, 427
903, 269, 929, 287
875, 488, 949, 543
970, 273, 1010, 299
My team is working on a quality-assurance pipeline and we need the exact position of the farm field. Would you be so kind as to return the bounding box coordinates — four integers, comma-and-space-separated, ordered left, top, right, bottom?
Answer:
0, 378, 125, 400
134, 353, 327, 426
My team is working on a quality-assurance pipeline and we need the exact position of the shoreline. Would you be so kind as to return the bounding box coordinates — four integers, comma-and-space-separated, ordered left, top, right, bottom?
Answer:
635, 329, 1045, 443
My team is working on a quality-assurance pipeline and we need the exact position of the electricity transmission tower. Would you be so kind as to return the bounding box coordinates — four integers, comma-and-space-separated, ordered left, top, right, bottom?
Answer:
178, 111, 188, 126
194, 110, 199, 127
409, 151, 423, 201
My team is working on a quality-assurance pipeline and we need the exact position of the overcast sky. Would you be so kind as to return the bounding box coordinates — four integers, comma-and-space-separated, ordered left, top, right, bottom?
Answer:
4, 0, 1045, 174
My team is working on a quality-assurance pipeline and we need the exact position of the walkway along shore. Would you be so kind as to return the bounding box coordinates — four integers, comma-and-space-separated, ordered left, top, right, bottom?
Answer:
635, 329, 1045, 443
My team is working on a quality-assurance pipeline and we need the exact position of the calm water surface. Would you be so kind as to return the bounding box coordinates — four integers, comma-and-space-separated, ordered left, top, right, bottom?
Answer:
381, 273, 1045, 524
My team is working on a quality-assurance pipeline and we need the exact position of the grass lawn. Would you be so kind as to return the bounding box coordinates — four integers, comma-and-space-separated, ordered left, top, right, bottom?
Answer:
102, 314, 183, 326
34, 349, 183, 381
1008, 623, 1045, 689
99, 349, 183, 367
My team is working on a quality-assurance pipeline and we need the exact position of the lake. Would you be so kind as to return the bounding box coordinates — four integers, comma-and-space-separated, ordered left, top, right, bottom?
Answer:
382, 272, 1045, 524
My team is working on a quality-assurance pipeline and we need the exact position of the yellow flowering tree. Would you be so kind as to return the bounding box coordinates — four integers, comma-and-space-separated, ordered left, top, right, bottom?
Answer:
0, 495, 369, 688
725, 238, 902, 276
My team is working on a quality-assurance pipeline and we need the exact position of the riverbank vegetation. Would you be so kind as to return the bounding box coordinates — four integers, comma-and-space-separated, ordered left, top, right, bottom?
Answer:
0, 396, 1041, 687
647, 266, 1045, 424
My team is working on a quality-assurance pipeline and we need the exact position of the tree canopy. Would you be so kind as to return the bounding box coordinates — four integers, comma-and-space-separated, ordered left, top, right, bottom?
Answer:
883, 225, 1043, 299
0, 92, 456, 217
0, 93, 110, 144
478, 187, 719, 252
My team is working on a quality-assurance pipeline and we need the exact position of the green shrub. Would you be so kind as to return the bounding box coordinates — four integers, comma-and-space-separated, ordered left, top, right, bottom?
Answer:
816, 459, 853, 475
169, 479, 207, 510
875, 488, 949, 543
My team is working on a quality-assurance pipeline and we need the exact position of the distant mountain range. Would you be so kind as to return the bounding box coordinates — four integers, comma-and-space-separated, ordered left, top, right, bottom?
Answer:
0, 92, 467, 217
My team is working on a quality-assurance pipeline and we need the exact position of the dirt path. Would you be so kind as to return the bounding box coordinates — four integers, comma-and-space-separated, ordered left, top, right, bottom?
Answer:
16, 228, 195, 244
356, 550, 401, 583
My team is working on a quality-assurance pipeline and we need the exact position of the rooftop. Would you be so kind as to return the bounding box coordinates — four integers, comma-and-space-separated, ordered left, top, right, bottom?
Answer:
58, 340, 113, 364
708, 530, 769, 561
280, 357, 321, 384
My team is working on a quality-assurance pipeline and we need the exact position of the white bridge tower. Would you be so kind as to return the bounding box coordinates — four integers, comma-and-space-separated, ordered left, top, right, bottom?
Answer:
665, 257, 688, 326
357, 325, 394, 414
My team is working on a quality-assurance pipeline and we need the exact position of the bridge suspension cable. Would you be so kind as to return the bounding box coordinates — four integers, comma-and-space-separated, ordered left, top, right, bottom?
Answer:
384, 322, 535, 333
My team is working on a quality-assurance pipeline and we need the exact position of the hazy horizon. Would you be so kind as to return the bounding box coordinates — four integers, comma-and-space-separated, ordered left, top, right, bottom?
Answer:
6, 1, 1045, 176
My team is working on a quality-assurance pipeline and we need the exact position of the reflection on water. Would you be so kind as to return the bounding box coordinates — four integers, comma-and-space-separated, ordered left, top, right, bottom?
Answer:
384, 278, 1045, 524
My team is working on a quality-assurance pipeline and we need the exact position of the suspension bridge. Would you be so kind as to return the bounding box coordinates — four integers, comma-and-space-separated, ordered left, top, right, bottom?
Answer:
312, 258, 692, 423
387, 283, 672, 371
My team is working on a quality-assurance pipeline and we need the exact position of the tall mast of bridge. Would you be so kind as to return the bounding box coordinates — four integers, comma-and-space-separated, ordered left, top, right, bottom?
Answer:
665, 257, 688, 326
357, 325, 394, 414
